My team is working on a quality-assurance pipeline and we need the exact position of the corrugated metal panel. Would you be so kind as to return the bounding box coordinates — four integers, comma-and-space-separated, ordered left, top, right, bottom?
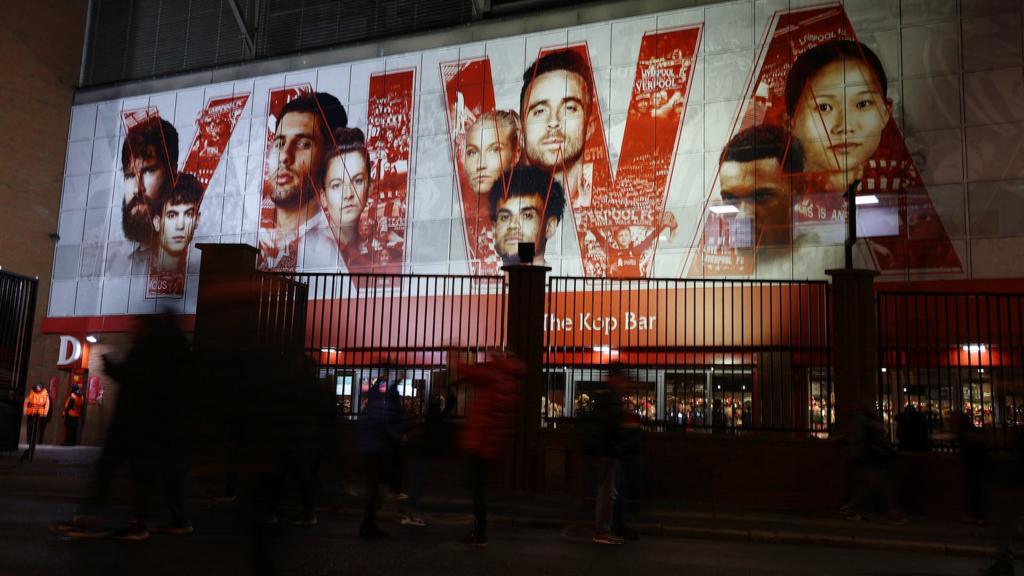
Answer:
182, 0, 223, 70
152, 0, 190, 76
81, 0, 493, 86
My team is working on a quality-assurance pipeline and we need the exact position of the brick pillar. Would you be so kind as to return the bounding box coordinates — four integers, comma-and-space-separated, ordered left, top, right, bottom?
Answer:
827, 268, 878, 432
194, 244, 260, 353
503, 263, 549, 491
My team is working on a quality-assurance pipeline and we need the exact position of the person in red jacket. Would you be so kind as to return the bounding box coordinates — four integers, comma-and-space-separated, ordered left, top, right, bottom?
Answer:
457, 350, 525, 547
22, 383, 51, 461
62, 385, 85, 446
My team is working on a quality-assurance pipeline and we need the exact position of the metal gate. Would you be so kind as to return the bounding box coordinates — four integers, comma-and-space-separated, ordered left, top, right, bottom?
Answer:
543, 277, 833, 436
0, 269, 39, 451
264, 272, 507, 417
877, 291, 1024, 448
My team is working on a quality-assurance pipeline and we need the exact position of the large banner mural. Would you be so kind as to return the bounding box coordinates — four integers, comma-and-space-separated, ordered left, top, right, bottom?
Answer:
52, 0, 1009, 318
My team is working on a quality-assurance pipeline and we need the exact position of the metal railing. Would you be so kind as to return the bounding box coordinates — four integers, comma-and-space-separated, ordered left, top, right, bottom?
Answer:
543, 277, 833, 436
264, 272, 507, 417
877, 291, 1024, 449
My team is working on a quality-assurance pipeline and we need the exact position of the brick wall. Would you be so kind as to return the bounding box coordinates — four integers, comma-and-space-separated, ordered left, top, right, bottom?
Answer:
0, 1, 87, 445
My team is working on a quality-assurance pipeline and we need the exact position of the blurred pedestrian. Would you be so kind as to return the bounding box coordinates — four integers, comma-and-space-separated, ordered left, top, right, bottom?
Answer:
981, 434, 1023, 576
711, 398, 726, 434
953, 412, 991, 525
259, 354, 333, 526
844, 407, 903, 523
613, 376, 644, 541
896, 403, 928, 452
458, 350, 524, 547
401, 389, 455, 527
582, 365, 624, 545
55, 313, 194, 540
62, 384, 85, 446
22, 382, 51, 461
357, 370, 402, 540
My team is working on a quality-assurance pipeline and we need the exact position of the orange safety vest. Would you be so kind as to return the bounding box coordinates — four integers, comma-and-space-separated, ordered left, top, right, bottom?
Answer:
64, 393, 84, 418
24, 389, 50, 417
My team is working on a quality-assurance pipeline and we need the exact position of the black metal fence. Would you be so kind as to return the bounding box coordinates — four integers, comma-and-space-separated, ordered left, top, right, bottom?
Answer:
543, 277, 833, 436
877, 291, 1024, 449
0, 269, 38, 451
265, 272, 507, 418
255, 266, 1024, 449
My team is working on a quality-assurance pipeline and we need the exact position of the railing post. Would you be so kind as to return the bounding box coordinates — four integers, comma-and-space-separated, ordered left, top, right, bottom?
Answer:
503, 263, 550, 491
827, 268, 878, 434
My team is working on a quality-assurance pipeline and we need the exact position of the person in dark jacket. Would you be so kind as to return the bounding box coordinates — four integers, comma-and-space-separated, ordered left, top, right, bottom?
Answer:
582, 363, 635, 545
358, 371, 402, 539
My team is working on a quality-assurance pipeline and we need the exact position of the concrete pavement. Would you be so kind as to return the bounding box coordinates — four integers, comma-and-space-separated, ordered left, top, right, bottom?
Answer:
0, 445, 1018, 575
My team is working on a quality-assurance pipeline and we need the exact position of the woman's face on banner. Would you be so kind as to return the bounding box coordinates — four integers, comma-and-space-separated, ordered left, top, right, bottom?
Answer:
322, 151, 369, 229
791, 58, 890, 178
463, 120, 517, 195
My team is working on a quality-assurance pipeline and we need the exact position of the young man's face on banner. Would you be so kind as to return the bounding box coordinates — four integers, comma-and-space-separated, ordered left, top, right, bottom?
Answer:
155, 201, 198, 256
790, 58, 890, 177
494, 194, 547, 261
719, 156, 792, 247
463, 120, 518, 195
270, 111, 323, 206
522, 70, 589, 172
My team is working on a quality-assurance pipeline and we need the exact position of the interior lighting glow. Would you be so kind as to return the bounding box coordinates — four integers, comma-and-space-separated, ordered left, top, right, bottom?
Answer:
854, 195, 880, 205
709, 204, 739, 215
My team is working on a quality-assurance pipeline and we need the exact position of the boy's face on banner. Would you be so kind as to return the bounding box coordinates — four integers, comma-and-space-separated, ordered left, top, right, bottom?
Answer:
155, 201, 198, 255
791, 59, 890, 177
464, 121, 517, 195
522, 70, 588, 172
270, 111, 323, 206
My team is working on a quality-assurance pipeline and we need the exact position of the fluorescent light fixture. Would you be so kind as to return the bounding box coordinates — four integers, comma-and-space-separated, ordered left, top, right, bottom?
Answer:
593, 346, 611, 354
880, 367, 887, 373
709, 204, 739, 214
854, 195, 879, 205
961, 344, 987, 353
321, 347, 338, 353
85, 335, 98, 344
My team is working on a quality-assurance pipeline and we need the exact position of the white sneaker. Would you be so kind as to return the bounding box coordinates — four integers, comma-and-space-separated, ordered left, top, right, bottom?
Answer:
400, 515, 426, 527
